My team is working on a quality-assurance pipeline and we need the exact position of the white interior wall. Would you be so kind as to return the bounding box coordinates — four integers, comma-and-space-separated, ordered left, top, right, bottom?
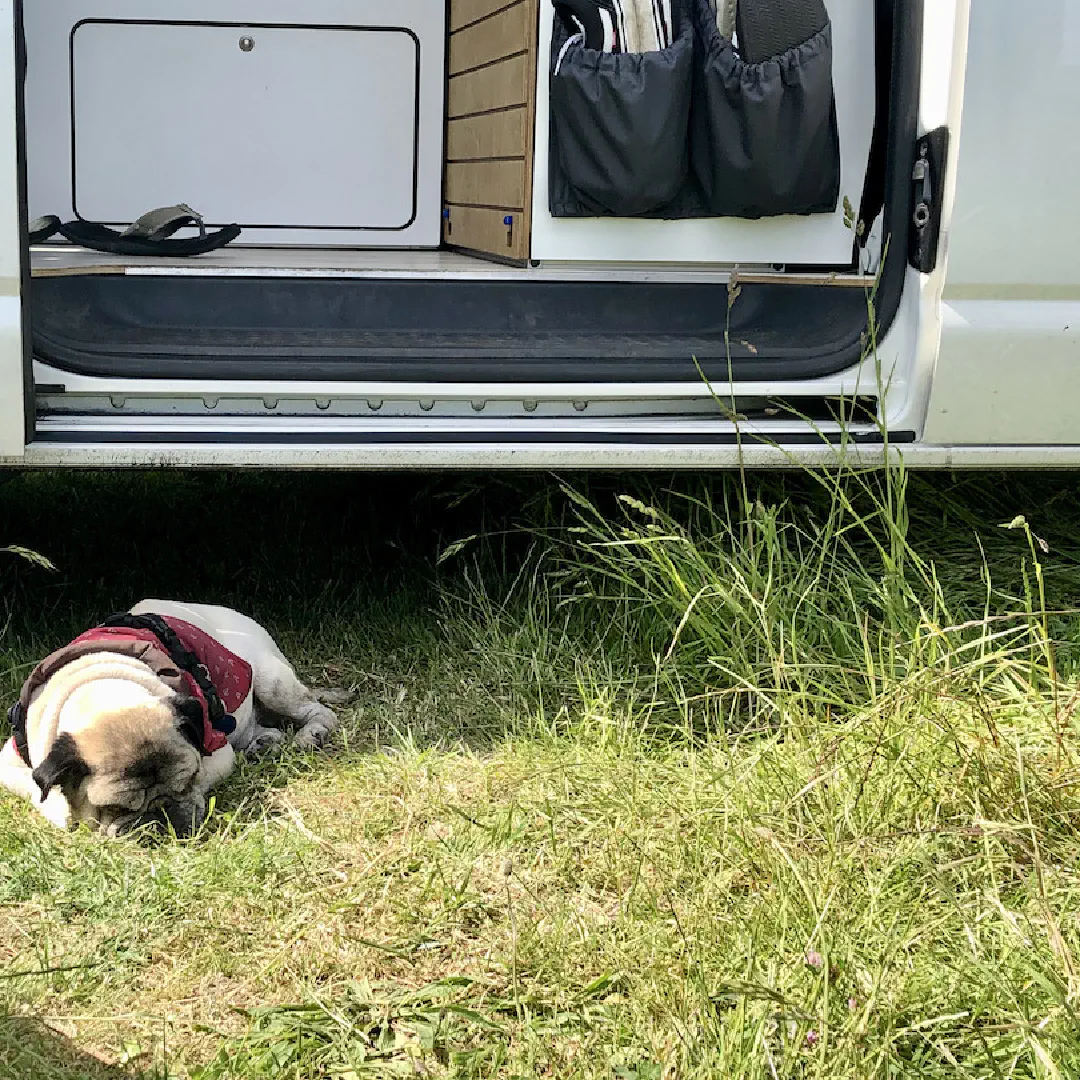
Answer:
23, 0, 446, 248
24, 0, 877, 266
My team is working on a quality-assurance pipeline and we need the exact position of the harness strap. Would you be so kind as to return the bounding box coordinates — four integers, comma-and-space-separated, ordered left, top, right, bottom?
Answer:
5, 619, 236, 765
7, 702, 31, 765
99, 613, 235, 735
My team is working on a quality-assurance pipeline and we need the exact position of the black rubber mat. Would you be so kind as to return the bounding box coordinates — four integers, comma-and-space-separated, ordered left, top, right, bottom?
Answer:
33, 274, 873, 383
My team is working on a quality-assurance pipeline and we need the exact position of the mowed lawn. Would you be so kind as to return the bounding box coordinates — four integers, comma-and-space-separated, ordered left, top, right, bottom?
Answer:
0, 469, 1078, 1080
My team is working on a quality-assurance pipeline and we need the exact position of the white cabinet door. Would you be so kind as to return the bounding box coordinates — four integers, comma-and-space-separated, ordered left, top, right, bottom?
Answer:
71, 22, 419, 232
0, 0, 27, 459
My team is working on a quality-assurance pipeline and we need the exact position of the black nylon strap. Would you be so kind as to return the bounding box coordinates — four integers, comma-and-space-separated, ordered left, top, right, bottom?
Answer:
856, 0, 897, 248
7, 702, 30, 764
99, 612, 231, 732
28, 215, 61, 244
58, 220, 242, 258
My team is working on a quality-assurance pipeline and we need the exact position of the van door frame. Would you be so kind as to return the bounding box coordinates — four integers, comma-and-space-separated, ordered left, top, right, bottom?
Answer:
899, 0, 970, 442
0, 0, 31, 459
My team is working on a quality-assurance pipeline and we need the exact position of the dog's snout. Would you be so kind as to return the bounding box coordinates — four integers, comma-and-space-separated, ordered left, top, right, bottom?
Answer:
104, 810, 145, 839
110, 796, 206, 840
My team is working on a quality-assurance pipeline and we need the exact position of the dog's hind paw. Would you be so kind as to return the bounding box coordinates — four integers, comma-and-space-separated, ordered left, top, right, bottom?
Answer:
246, 728, 287, 757
294, 722, 335, 751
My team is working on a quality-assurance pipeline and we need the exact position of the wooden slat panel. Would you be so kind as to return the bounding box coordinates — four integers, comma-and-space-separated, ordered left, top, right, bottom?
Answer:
445, 0, 539, 260
449, 3, 530, 74
446, 108, 528, 161
447, 54, 530, 118
516, 0, 539, 262
449, 0, 516, 33
443, 205, 529, 262
446, 160, 526, 209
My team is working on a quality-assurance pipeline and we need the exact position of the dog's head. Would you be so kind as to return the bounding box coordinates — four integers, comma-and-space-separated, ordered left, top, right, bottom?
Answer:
32, 693, 206, 837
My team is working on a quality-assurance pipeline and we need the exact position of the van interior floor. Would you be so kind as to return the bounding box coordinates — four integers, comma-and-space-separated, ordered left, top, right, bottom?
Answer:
31, 245, 751, 283
29, 244, 877, 385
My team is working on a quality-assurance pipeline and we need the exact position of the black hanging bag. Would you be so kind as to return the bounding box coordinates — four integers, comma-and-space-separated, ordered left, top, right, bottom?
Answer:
548, 4, 694, 217
688, 0, 841, 219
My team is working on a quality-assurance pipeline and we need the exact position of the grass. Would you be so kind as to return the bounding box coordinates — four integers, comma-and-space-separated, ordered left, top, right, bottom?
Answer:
0, 466, 1078, 1079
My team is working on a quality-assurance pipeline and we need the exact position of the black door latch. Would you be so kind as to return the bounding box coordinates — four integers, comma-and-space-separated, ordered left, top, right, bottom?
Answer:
908, 126, 950, 274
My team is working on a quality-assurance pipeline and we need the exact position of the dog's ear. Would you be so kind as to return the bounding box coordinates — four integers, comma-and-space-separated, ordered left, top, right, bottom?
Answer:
32, 733, 90, 801
171, 695, 204, 751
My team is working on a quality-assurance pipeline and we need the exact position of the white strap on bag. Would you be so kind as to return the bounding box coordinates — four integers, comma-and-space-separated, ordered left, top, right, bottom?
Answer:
555, 31, 584, 74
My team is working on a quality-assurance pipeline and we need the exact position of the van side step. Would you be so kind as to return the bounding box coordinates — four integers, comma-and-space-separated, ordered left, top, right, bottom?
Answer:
32, 418, 913, 447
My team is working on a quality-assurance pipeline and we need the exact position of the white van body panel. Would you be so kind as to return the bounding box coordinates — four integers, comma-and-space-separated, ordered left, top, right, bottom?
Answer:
0, 0, 24, 458
925, 0, 1080, 447
926, 302, 1080, 446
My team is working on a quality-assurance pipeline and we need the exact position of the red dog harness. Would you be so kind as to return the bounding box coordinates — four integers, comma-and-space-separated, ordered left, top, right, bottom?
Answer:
7, 615, 251, 763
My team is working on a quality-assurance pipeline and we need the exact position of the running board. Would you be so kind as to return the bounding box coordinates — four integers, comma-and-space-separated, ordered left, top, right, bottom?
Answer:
33, 415, 911, 447
36, 389, 879, 424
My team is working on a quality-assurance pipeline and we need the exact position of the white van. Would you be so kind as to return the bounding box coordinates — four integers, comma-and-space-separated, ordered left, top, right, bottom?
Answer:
0, 0, 1066, 470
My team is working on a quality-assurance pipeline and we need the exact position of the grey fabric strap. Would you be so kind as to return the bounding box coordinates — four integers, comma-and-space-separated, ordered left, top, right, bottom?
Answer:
121, 204, 206, 241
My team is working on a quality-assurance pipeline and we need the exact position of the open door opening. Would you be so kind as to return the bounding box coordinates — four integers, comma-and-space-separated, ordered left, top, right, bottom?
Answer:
23, 0, 923, 388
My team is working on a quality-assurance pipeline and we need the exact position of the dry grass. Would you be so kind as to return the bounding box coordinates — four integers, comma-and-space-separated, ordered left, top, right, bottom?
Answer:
0, 470, 1078, 1078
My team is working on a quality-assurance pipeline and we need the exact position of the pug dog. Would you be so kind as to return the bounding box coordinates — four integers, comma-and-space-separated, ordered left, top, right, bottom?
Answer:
0, 600, 348, 837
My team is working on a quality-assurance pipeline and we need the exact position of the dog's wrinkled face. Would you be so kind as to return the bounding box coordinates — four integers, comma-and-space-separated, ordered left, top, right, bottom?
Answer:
31, 695, 205, 837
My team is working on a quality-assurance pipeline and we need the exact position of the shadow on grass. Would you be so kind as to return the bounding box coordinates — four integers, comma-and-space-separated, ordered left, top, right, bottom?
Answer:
0, 471, 517, 835
0, 1014, 150, 1079
7, 467, 1080, 838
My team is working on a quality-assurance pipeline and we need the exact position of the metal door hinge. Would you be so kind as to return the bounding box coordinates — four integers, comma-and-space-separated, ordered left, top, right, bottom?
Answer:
908, 126, 950, 274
